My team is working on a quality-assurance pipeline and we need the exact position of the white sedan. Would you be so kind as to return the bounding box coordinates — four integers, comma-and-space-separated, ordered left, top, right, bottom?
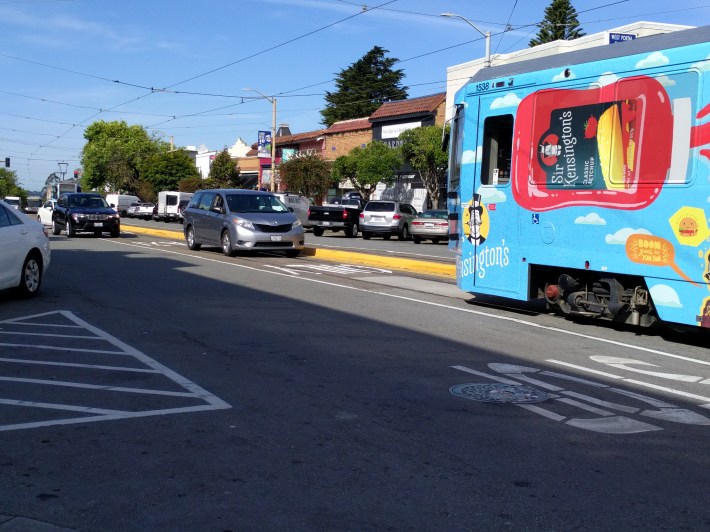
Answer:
0, 199, 51, 297
37, 199, 57, 226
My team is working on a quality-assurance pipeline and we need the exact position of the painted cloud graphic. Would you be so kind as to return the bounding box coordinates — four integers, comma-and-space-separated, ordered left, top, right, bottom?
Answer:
575, 212, 607, 225
636, 51, 669, 69
649, 284, 683, 308
605, 227, 652, 244
490, 93, 521, 109
552, 70, 576, 82
476, 187, 507, 204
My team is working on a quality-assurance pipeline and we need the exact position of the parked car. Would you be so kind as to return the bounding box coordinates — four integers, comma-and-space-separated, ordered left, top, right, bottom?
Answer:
0, 199, 50, 297
308, 197, 363, 237
36, 199, 57, 226
359, 200, 418, 240
51, 192, 120, 238
126, 202, 142, 218
177, 199, 190, 223
183, 189, 304, 257
127, 201, 155, 220
410, 209, 449, 244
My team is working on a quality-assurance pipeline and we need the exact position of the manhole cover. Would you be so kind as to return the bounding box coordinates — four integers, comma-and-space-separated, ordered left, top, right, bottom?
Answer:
450, 383, 550, 404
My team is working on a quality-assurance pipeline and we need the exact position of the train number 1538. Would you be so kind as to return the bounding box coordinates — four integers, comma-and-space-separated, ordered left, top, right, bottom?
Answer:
475, 82, 490, 92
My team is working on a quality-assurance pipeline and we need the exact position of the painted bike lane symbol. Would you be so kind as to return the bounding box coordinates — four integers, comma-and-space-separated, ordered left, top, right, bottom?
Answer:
451, 363, 710, 434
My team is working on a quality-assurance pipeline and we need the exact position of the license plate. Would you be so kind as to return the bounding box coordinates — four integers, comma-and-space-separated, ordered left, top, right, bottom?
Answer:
94, 222, 103, 227
322, 221, 331, 226
425, 223, 434, 228
271, 235, 282, 242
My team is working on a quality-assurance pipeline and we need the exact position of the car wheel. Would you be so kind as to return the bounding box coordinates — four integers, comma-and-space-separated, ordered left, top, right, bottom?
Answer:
312, 227, 324, 237
285, 249, 301, 258
383, 233, 391, 240
185, 226, 201, 251
17, 252, 42, 298
412, 235, 421, 244
37, 216, 42, 223
94, 230, 102, 237
398, 225, 409, 241
362, 232, 371, 240
51, 218, 61, 236
347, 223, 359, 238
110, 230, 120, 238
432, 238, 440, 244
66, 219, 75, 237
221, 230, 236, 257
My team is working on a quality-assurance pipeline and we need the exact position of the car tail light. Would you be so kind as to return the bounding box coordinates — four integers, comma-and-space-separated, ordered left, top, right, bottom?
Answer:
359, 212, 364, 219
412, 221, 423, 226
393, 213, 401, 220
342, 210, 348, 220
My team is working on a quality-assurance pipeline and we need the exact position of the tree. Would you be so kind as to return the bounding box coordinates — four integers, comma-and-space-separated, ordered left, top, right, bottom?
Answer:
0, 168, 24, 200
80, 120, 165, 193
529, 0, 585, 47
141, 149, 200, 198
332, 141, 403, 200
399, 126, 448, 209
206, 149, 240, 189
178, 176, 204, 193
278, 153, 334, 199
321, 46, 408, 127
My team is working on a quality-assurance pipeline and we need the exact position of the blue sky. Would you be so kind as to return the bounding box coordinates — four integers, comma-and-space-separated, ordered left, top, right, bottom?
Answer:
1, 0, 708, 191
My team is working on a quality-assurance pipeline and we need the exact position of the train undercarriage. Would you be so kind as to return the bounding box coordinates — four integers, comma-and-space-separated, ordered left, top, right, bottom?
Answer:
531, 267, 658, 327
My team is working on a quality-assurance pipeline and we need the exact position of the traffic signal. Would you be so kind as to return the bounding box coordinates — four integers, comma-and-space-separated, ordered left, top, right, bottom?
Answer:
4, 157, 9, 168
74, 169, 79, 179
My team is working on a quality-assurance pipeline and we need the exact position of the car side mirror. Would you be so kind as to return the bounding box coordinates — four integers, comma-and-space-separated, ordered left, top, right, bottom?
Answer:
288, 207, 294, 212
110, 203, 115, 208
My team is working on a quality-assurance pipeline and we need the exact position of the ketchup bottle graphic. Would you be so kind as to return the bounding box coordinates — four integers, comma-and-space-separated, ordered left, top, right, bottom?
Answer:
512, 76, 673, 211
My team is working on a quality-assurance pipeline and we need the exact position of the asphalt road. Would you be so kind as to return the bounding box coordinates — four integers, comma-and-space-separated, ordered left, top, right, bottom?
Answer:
1, 231, 709, 531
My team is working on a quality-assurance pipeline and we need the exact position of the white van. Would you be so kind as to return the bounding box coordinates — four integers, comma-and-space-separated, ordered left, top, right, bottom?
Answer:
273, 192, 312, 229
3, 196, 20, 210
105, 194, 140, 217
156, 191, 194, 223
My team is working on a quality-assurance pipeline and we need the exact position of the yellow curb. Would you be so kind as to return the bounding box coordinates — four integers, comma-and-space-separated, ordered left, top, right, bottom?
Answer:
123, 224, 183, 240
122, 224, 455, 279
306, 248, 455, 279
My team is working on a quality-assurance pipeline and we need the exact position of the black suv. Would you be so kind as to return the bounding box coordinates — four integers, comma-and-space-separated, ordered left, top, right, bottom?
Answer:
51, 193, 121, 238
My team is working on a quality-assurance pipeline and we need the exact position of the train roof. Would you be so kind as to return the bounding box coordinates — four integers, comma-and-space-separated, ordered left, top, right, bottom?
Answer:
468, 24, 710, 83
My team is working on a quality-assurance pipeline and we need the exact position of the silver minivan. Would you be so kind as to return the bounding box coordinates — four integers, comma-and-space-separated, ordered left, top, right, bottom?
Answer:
183, 189, 305, 257
360, 200, 418, 240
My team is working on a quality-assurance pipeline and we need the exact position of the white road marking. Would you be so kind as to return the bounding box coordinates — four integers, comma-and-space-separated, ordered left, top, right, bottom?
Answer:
0, 311, 231, 432
452, 363, 710, 433
591, 355, 706, 382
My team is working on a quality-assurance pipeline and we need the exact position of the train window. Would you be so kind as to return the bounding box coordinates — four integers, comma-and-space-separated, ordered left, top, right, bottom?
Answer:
448, 104, 465, 190
481, 114, 513, 186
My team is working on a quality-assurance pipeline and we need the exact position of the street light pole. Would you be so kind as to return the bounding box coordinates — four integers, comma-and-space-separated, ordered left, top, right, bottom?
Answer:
58, 162, 68, 181
440, 12, 491, 68
245, 88, 277, 192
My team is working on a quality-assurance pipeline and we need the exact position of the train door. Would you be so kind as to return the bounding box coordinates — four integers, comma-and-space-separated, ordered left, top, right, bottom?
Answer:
466, 94, 521, 296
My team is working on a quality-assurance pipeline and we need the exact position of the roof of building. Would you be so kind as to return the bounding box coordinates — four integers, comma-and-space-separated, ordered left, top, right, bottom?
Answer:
275, 128, 327, 146
325, 117, 372, 134
369, 92, 446, 122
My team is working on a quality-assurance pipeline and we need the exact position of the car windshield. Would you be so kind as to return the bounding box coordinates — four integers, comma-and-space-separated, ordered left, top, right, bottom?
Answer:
226, 194, 288, 213
68, 195, 107, 208
420, 210, 448, 219
365, 201, 394, 212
